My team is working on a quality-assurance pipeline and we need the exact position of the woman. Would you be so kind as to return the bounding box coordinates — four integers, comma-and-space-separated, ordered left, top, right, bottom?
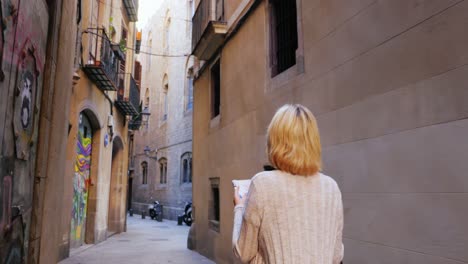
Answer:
232, 104, 344, 264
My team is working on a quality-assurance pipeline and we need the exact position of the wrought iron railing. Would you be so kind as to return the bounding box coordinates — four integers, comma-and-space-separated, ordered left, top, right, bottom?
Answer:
192, 0, 224, 52
83, 28, 120, 91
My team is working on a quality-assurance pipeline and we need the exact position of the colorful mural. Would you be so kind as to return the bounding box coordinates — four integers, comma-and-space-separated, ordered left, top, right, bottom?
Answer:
70, 113, 92, 246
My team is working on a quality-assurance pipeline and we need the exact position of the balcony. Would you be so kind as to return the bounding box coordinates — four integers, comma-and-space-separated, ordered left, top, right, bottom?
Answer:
192, 0, 227, 60
115, 75, 140, 116
82, 29, 120, 91
123, 0, 138, 22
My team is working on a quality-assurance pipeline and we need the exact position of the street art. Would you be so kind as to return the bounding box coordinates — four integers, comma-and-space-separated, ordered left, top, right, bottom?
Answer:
0, 0, 48, 262
71, 114, 93, 246
13, 40, 38, 160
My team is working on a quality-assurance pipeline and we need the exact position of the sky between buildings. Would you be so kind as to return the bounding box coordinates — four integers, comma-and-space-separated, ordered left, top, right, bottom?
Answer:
137, 0, 163, 29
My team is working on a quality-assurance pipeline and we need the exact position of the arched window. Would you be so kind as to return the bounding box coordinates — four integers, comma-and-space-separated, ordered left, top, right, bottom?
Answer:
186, 68, 194, 111
181, 152, 192, 183
145, 88, 150, 108
162, 74, 169, 121
159, 158, 168, 184
147, 31, 152, 70
163, 12, 171, 54
141, 161, 148, 184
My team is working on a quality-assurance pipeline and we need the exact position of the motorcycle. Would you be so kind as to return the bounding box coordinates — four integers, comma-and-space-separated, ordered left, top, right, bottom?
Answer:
182, 201, 192, 226
148, 200, 163, 221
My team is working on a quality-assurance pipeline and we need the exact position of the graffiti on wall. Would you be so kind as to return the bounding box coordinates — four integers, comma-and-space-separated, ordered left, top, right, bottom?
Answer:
0, 0, 48, 262
71, 114, 93, 245
13, 40, 38, 160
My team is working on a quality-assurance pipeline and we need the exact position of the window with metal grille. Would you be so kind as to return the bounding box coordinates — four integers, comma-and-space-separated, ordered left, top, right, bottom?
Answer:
211, 60, 221, 118
270, 0, 298, 76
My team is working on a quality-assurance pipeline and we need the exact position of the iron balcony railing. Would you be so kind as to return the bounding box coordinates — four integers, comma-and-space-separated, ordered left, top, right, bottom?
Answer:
115, 75, 140, 116
192, 0, 225, 52
82, 29, 120, 91
123, 0, 138, 22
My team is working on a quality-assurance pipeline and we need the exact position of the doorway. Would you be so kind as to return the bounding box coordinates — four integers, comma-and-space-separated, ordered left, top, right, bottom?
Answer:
107, 137, 124, 236
70, 113, 93, 248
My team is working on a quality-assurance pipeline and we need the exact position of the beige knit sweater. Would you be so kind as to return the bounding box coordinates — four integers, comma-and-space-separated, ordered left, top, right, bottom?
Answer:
232, 171, 344, 264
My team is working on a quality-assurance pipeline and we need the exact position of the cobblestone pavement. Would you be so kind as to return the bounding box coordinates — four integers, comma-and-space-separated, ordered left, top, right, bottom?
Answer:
60, 215, 214, 264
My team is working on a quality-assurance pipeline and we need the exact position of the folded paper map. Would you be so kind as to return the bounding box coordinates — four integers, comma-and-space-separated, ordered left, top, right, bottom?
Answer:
232, 179, 251, 199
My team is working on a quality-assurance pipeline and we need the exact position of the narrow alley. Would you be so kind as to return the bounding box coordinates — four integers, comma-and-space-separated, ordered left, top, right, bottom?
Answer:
0, 0, 467, 263
60, 216, 213, 264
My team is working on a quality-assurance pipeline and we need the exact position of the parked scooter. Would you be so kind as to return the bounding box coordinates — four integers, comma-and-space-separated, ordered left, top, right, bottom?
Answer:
182, 201, 192, 226
148, 200, 163, 221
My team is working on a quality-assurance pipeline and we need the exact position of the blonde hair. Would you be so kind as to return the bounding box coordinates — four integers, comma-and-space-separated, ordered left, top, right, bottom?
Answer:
267, 104, 322, 176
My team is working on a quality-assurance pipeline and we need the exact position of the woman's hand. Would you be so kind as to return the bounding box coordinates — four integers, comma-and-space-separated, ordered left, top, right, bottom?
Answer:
233, 186, 246, 206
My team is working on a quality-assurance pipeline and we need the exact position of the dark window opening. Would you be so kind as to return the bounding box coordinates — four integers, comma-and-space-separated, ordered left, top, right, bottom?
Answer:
135, 61, 142, 90
181, 152, 192, 184
271, 0, 298, 75
212, 186, 220, 221
211, 60, 221, 118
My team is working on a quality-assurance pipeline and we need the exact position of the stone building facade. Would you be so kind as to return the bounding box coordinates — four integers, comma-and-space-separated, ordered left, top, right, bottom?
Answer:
191, 0, 468, 263
0, 0, 139, 263
131, 0, 195, 221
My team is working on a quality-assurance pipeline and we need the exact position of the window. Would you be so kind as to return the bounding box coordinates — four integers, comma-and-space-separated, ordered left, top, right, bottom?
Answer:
141, 161, 148, 184
147, 31, 152, 70
159, 158, 167, 184
270, 0, 298, 76
181, 152, 192, 183
162, 75, 169, 121
186, 68, 194, 111
164, 13, 171, 54
211, 60, 221, 118
134, 61, 142, 89
88, 0, 99, 61
212, 186, 220, 221
145, 88, 150, 108
209, 177, 220, 232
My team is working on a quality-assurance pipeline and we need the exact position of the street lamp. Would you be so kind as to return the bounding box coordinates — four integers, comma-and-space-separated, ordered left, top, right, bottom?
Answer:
140, 106, 151, 126
144, 145, 158, 160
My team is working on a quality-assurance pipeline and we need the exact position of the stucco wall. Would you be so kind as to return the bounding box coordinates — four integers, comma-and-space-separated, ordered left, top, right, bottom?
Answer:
193, 0, 468, 263
64, 0, 133, 252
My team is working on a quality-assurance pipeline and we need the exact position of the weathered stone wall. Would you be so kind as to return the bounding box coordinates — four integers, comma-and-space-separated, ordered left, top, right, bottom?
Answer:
0, 0, 50, 262
131, 0, 194, 221
193, 0, 468, 263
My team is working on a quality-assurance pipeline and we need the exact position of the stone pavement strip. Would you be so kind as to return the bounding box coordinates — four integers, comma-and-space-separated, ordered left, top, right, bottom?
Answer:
60, 216, 214, 264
